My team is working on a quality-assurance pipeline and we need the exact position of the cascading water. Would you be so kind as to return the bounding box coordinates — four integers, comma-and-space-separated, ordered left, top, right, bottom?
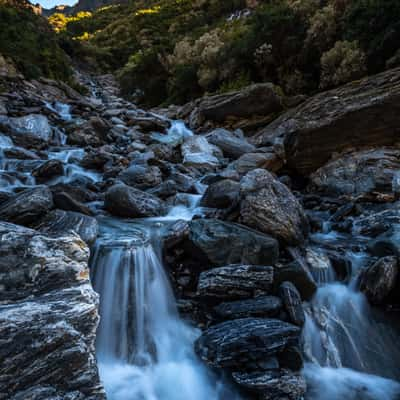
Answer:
90, 218, 239, 400
302, 229, 400, 400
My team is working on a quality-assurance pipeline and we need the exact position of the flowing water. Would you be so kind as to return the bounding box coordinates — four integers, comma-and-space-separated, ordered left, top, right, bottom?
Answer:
302, 228, 400, 400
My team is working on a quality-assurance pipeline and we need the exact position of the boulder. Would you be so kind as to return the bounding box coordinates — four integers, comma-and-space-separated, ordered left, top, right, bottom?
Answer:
359, 256, 398, 305
206, 128, 256, 159
240, 169, 309, 245
256, 67, 400, 175
200, 179, 240, 209
35, 209, 99, 246
0, 114, 52, 148
232, 370, 306, 400
32, 159, 64, 182
181, 136, 222, 171
0, 186, 53, 226
195, 318, 300, 369
105, 183, 165, 218
279, 282, 305, 326
53, 192, 93, 216
0, 222, 104, 399
194, 83, 283, 125
197, 265, 274, 301
188, 219, 279, 267
118, 164, 163, 190
309, 148, 400, 197
213, 296, 282, 320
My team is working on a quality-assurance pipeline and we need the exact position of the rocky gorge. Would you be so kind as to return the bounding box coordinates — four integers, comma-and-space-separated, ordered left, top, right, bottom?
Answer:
0, 62, 400, 400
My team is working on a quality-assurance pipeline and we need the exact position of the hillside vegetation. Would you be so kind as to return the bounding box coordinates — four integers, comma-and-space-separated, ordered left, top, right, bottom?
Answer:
49, 0, 400, 106
0, 0, 72, 81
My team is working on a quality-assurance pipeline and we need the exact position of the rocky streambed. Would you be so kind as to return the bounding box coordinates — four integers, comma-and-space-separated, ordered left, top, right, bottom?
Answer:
0, 67, 400, 400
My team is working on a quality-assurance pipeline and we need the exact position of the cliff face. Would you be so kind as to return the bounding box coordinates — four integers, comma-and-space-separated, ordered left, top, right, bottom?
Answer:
42, 0, 129, 16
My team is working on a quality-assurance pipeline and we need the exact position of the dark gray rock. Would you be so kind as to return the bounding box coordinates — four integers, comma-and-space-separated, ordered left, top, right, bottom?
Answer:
32, 159, 64, 182
0, 186, 53, 225
200, 179, 240, 209
206, 128, 256, 159
197, 265, 274, 301
118, 164, 163, 190
279, 282, 305, 326
232, 370, 307, 400
35, 209, 99, 246
360, 256, 398, 305
105, 183, 165, 218
189, 219, 279, 267
53, 191, 93, 216
213, 296, 282, 320
195, 318, 300, 369
240, 169, 309, 245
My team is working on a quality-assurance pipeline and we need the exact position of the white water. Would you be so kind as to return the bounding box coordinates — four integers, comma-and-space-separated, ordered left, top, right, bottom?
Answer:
302, 231, 400, 399
151, 121, 193, 147
91, 221, 238, 400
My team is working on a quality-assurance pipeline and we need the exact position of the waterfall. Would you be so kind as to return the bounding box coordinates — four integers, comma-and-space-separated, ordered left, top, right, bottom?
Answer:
91, 220, 237, 400
302, 231, 400, 400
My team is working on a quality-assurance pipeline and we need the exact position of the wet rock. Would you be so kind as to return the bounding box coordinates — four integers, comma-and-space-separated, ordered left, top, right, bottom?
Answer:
360, 256, 398, 305
188, 219, 279, 267
200, 179, 240, 209
35, 209, 98, 246
80, 150, 112, 170
213, 296, 282, 320
232, 370, 307, 400
0, 114, 52, 148
197, 265, 274, 301
274, 261, 317, 301
4, 146, 40, 160
0, 222, 104, 398
181, 136, 222, 171
195, 318, 300, 369
256, 67, 400, 175
240, 169, 309, 245
279, 282, 305, 327
53, 191, 93, 216
309, 148, 400, 197
278, 346, 303, 371
206, 128, 256, 159
105, 183, 165, 218
0, 186, 53, 226
67, 117, 110, 147
118, 164, 163, 190
32, 159, 64, 182
193, 83, 283, 126
126, 114, 169, 132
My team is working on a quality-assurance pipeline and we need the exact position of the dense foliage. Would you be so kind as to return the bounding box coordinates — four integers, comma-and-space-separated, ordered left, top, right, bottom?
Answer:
0, 0, 72, 80
50, 0, 400, 106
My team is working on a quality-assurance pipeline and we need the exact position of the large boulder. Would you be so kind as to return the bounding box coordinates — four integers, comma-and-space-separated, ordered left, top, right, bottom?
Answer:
197, 264, 274, 301
232, 370, 306, 400
118, 164, 163, 190
0, 222, 104, 399
0, 186, 53, 226
0, 114, 53, 148
193, 83, 283, 126
240, 169, 309, 245
359, 256, 398, 305
105, 183, 165, 218
195, 318, 300, 369
200, 179, 240, 209
206, 128, 256, 159
309, 148, 400, 197
256, 67, 400, 175
35, 209, 99, 246
188, 219, 279, 267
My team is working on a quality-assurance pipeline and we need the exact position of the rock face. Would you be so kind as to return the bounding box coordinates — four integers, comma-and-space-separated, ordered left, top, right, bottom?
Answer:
0, 222, 104, 399
309, 148, 400, 197
35, 209, 99, 246
213, 296, 282, 320
239, 169, 309, 245
188, 219, 279, 267
256, 67, 400, 175
232, 370, 307, 400
206, 128, 256, 159
105, 183, 165, 218
197, 265, 274, 301
195, 318, 300, 369
193, 83, 283, 125
0, 186, 53, 226
360, 256, 398, 304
